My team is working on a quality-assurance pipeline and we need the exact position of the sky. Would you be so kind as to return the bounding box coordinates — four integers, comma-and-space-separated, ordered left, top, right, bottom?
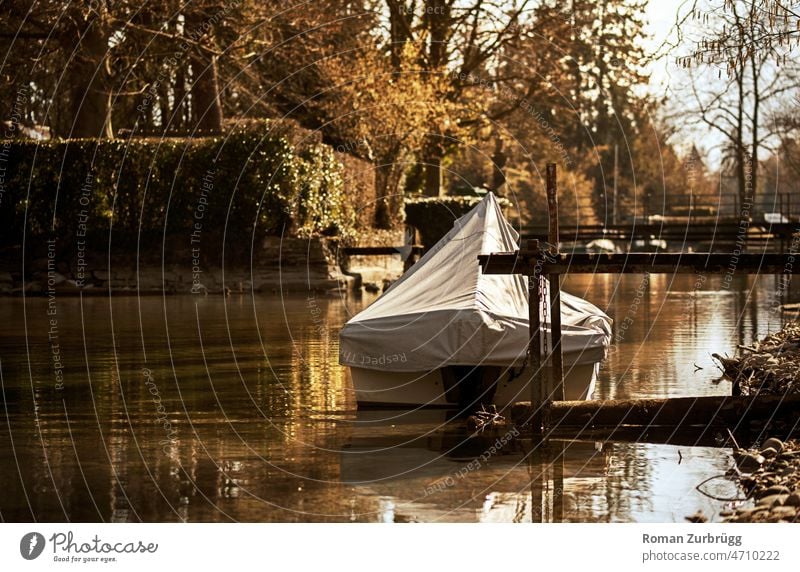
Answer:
640, 0, 795, 168
642, 0, 733, 166
644, 0, 686, 94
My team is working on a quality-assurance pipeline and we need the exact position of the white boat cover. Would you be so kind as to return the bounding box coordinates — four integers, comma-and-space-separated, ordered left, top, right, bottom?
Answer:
339, 192, 612, 372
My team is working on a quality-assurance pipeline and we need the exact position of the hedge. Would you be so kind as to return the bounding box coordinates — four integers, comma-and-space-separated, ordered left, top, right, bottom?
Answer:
0, 121, 354, 251
404, 194, 511, 248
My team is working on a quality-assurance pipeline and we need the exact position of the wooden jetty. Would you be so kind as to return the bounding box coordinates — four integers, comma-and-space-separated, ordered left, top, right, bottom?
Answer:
522, 191, 798, 253
482, 164, 800, 522
523, 222, 798, 253
478, 163, 800, 439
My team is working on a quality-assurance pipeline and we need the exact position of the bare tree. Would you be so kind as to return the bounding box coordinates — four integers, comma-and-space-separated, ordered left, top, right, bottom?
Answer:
681, 1, 800, 212
382, 0, 533, 196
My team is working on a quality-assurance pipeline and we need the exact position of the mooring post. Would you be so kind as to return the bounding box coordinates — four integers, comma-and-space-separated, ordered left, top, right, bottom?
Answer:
526, 239, 544, 435
546, 163, 565, 403
545, 164, 564, 522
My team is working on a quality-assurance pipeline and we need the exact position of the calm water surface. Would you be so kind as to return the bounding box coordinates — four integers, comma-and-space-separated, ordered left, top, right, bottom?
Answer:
1, 274, 797, 522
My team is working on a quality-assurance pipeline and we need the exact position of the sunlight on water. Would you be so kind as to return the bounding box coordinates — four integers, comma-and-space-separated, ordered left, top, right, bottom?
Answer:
0, 274, 797, 521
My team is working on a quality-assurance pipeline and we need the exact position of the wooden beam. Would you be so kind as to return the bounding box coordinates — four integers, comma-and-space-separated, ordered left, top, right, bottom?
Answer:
480, 252, 800, 275
510, 394, 800, 430
342, 245, 424, 256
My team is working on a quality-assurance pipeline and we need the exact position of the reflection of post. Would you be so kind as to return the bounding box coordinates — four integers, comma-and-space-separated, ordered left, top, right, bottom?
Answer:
544, 453, 552, 523
527, 239, 544, 435
530, 439, 563, 523
553, 440, 564, 523
612, 144, 618, 225
530, 443, 544, 523
546, 164, 565, 402
735, 283, 746, 349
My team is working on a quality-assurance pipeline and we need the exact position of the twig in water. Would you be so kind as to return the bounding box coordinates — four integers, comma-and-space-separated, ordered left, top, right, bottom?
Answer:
695, 474, 750, 502
727, 429, 740, 450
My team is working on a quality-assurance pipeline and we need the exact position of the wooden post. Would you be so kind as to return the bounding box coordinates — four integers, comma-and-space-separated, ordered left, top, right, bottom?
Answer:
545, 164, 565, 523
546, 163, 565, 403
527, 239, 544, 435
788, 192, 792, 221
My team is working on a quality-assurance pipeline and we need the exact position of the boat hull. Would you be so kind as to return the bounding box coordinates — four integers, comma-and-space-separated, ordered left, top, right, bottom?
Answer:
349, 362, 598, 408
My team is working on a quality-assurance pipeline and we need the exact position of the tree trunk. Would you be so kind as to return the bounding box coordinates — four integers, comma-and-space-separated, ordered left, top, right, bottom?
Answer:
734, 9, 747, 215
421, 134, 445, 197
425, 0, 449, 69
184, 8, 223, 134
420, 0, 449, 197
157, 81, 171, 131
491, 136, 507, 194
374, 149, 405, 228
189, 52, 223, 133
750, 49, 759, 205
387, 0, 412, 71
173, 66, 187, 131
423, 149, 442, 197
68, 22, 112, 138
735, 68, 746, 215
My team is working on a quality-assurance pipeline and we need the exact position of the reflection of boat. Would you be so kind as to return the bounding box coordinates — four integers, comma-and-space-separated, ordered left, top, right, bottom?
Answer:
338, 410, 615, 522
340, 409, 524, 485
339, 193, 611, 409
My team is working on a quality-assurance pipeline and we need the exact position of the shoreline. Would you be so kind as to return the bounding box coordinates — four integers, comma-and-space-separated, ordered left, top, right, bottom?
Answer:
0, 233, 406, 297
705, 322, 800, 522
718, 438, 800, 523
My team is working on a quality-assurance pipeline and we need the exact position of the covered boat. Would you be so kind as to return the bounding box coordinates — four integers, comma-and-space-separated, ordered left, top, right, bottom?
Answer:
339, 192, 611, 408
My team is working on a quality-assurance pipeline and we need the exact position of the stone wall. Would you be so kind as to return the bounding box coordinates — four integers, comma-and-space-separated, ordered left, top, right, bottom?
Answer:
0, 235, 355, 296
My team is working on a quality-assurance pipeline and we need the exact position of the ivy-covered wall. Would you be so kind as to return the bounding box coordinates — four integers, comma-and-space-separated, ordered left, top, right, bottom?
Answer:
0, 121, 356, 251
404, 194, 512, 248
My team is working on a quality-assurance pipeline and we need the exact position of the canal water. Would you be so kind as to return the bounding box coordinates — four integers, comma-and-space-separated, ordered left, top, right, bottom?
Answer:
1, 274, 797, 522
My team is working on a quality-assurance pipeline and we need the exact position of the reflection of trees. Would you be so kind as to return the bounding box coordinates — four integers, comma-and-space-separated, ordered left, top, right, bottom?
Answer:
281, 295, 356, 416
1, 296, 368, 521
598, 443, 654, 520
530, 440, 647, 523
564, 274, 771, 400
5, 277, 794, 522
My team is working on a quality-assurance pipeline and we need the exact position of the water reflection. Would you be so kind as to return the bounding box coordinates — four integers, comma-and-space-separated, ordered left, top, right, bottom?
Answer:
0, 274, 797, 521
569, 274, 795, 399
